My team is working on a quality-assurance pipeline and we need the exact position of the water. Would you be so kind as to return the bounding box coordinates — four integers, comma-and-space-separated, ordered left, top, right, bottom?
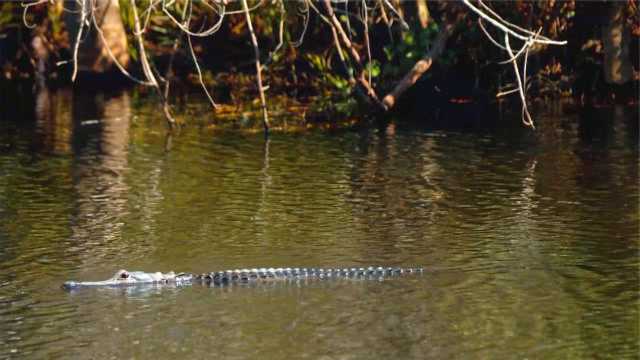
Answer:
0, 88, 638, 359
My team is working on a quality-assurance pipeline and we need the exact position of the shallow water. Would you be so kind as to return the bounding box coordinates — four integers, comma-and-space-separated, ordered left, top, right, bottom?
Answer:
0, 88, 638, 359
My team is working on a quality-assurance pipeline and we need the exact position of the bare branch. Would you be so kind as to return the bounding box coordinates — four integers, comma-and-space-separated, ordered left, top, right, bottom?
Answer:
382, 23, 453, 110
91, 0, 150, 85
131, 0, 176, 126
71, 0, 88, 82
188, 34, 219, 110
462, 0, 566, 45
21, 0, 48, 29
505, 34, 534, 128
321, 0, 383, 107
161, 0, 226, 37
242, 0, 269, 133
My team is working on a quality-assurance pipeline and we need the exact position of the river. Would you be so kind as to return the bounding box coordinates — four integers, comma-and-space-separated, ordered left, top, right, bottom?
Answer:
0, 88, 638, 359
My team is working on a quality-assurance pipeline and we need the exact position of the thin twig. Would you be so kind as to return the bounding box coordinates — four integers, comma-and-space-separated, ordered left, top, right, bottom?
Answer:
91, 0, 150, 85
291, 1, 310, 47
131, 0, 176, 126
21, 0, 48, 29
505, 34, 534, 128
462, 0, 565, 45
162, 0, 225, 37
261, 0, 285, 70
71, 0, 88, 82
321, 0, 382, 106
242, 0, 269, 134
163, 0, 190, 100
188, 34, 219, 110
130, 0, 158, 87
478, 19, 506, 50
362, 0, 372, 86
477, 0, 553, 42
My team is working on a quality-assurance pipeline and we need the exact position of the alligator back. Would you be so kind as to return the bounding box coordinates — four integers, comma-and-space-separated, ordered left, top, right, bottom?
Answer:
195, 267, 424, 285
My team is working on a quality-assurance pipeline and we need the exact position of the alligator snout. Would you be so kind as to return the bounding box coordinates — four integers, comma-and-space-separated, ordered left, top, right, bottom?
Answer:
62, 281, 77, 289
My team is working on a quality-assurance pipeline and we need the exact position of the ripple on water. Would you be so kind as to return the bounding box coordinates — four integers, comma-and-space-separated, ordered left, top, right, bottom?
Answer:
0, 98, 638, 358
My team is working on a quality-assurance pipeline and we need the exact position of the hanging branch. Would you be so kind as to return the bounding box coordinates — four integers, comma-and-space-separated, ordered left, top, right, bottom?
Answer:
462, 0, 566, 128
261, 0, 285, 70
184, 0, 219, 110
361, 0, 372, 86
321, 0, 383, 107
130, 0, 176, 127
462, 0, 566, 45
187, 35, 219, 110
290, 1, 310, 47
241, 0, 269, 134
71, 0, 88, 82
505, 33, 535, 128
26, 0, 567, 130
307, 1, 351, 80
163, 0, 189, 102
91, 0, 150, 85
21, 0, 48, 29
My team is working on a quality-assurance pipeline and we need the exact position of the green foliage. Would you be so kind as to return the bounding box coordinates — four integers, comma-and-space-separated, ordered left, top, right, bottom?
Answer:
0, 3, 17, 29
118, 0, 135, 30
381, 22, 441, 79
305, 53, 350, 93
365, 60, 381, 78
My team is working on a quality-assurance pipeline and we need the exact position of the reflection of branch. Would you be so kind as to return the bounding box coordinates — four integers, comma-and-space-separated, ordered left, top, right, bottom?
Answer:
261, 136, 271, 200
164, 130, 173, 153
242, 0, 269, 134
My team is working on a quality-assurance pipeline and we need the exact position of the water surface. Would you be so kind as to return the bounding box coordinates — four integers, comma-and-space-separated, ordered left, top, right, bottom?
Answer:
0, 89, 638, 359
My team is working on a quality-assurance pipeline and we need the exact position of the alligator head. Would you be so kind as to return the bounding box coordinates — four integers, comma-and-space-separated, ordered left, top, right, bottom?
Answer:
63, 270, 179, 289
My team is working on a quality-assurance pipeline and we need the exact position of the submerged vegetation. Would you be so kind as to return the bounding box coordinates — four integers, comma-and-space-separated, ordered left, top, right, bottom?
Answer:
0, 1, 638, 131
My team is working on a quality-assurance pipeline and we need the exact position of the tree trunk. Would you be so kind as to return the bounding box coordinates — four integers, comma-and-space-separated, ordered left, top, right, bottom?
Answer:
602, 2, 632, 85
65, 0, 129, 74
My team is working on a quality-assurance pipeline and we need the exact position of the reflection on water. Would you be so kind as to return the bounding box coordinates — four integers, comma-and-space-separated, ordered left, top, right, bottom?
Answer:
70, 90, 134, 268
0, 89, 638, 359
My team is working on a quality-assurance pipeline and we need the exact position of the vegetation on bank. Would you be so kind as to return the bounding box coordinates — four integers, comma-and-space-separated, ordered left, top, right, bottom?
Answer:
0, 1, 637, 130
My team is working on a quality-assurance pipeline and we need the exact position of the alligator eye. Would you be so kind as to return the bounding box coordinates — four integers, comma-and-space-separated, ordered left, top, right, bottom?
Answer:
120, 272, 129, 279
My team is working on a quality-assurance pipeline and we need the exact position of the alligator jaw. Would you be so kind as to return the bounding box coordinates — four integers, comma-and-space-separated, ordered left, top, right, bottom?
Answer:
63, 280, 119, 289
63, 270, 177, 290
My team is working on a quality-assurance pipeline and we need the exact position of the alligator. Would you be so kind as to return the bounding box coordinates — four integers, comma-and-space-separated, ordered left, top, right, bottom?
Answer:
63, 267, 423, 289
